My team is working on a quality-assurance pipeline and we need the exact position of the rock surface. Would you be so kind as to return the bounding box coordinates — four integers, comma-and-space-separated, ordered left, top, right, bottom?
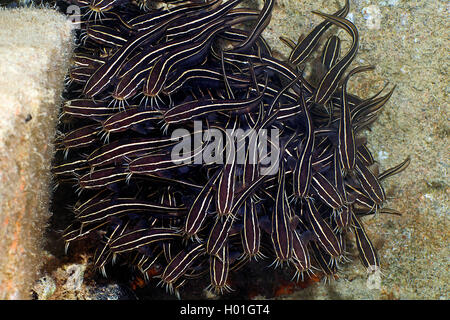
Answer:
24, 0, 448, 300
0, 7, 74, 299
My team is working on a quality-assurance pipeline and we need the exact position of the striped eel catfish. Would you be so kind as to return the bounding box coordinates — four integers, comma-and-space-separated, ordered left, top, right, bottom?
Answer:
54, 0, 407, 298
